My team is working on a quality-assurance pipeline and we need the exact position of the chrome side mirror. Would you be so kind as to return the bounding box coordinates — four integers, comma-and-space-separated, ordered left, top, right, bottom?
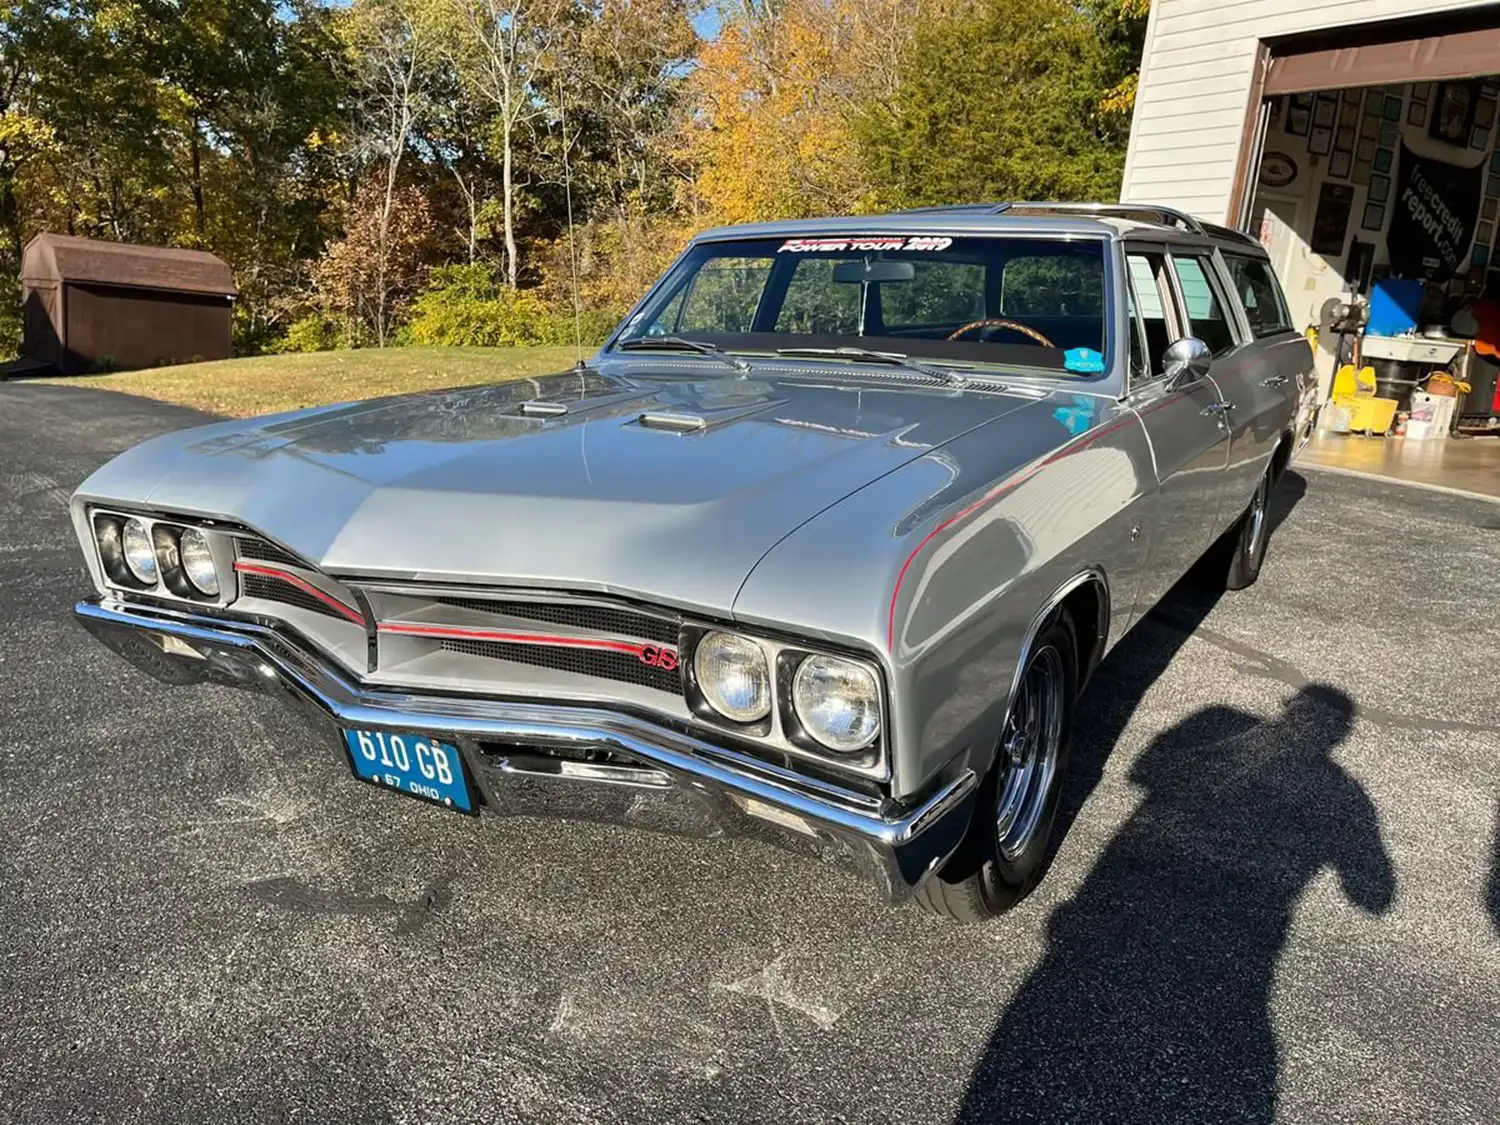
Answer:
1163, 337, 1212, 389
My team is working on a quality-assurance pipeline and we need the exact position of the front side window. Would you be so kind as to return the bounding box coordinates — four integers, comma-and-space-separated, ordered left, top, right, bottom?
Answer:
1125, 251, 1177, 382
621, 235, 1111, 376
1225, 255, 1293, 337
1171, 255, 1239, 357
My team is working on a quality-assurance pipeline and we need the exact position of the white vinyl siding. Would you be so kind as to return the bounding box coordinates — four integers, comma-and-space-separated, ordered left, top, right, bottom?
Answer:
1120, 0, 1489, 223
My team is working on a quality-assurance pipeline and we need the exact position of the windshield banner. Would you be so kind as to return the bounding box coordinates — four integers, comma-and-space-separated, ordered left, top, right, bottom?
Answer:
778, 236, 954, 253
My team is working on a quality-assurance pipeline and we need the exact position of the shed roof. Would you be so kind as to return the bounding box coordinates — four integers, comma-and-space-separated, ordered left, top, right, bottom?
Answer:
21, 233, 237, 297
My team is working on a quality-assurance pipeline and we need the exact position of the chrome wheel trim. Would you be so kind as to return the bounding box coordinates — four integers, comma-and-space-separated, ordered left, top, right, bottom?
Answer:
1246, 473, 1269, 561
994, 644, 1065, 861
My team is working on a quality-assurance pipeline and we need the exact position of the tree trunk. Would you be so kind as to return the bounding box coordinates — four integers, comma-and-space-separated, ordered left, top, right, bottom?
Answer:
190, 123, 206, 237
502, 117, 518, 288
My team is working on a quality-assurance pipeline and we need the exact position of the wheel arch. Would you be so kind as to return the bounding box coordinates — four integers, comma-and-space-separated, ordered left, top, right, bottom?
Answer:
1009, 568, 1110, 717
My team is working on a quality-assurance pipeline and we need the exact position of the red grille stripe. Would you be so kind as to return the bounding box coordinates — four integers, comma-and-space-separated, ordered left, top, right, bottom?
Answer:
233, 561, 365, 625
379, 620, 652, 658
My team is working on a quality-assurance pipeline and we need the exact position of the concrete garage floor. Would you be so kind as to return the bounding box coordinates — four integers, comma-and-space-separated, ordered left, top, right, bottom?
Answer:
1299, 430, 1500, 500
1, 383, 1498, 1125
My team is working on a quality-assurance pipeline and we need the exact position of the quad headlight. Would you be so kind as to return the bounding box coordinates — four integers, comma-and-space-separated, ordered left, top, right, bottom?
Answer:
693, 631, 772, 723
178, 527, 219, 596
792, 655, 881, 752
91, 512, 223, 601
121, 518, 158, 584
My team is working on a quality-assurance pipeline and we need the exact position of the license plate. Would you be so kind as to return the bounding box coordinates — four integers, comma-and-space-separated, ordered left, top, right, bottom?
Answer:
342, 729, 473, 813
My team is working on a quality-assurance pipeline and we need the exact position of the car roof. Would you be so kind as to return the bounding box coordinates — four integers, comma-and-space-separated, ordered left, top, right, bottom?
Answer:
691, 205, 1267, 255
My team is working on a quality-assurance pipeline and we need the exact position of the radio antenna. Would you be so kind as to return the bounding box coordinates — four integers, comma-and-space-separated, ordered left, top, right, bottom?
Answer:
556, 72, 584, 365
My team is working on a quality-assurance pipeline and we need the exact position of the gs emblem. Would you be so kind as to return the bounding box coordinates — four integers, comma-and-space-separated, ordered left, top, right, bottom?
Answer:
638, 645, 679, 671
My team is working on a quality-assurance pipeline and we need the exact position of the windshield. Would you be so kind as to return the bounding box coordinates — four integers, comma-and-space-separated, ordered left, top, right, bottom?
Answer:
614, 234, 1111, 376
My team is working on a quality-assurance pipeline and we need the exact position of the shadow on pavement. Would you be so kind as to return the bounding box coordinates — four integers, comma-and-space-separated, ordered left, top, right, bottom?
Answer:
955, 685, 1394, 1124
1489, 800, 1500, 937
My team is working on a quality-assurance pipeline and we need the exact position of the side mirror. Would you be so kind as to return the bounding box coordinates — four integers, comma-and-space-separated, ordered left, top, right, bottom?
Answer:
1163, 336, 1212, 388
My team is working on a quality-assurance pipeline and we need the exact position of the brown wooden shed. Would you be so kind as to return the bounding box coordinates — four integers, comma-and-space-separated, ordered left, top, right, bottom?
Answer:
21, 234, 237, 374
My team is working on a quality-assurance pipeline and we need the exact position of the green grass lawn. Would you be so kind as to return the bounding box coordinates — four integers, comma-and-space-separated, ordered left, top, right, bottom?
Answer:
38, 345, 585, 418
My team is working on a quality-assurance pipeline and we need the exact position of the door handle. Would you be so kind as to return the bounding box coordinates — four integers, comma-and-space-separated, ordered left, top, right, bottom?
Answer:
1201, 401, 1234, 416
1260, 375, 1288, 387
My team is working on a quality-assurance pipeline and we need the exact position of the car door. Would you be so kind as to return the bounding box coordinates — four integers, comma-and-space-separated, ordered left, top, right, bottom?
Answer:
1166, 248, 1265, 531
1220, 250, 1315, 450
1122, 244, 1232, 610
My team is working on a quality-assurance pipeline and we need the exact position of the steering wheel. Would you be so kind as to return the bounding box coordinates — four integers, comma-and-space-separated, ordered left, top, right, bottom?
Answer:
946, 319, 1057, 348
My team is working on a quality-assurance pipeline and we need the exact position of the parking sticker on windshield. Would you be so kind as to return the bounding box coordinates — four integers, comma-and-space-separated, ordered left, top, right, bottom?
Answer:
778, 236, 954, 253
1064, 347, 1105, 374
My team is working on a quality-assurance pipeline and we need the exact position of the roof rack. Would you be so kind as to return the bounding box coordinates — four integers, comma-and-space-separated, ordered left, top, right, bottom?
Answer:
893, 202, 1014, 215
1002, 202, 1207, 235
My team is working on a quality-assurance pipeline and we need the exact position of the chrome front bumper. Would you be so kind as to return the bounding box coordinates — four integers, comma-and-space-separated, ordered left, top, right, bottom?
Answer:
75, 598, 978, 902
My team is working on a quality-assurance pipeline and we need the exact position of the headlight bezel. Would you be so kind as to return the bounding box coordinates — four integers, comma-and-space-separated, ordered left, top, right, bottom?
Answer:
684, 623, 889, 780
88, 508, 233, 605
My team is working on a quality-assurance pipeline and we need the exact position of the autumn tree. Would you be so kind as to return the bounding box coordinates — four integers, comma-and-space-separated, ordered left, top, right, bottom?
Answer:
314, 180, 437, 345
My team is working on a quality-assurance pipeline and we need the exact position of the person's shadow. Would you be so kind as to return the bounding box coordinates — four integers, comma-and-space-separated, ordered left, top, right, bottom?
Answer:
955, 684, 1394, 1124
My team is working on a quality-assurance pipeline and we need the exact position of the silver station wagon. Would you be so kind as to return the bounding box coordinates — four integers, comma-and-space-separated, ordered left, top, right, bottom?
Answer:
73, 203, 1314, 921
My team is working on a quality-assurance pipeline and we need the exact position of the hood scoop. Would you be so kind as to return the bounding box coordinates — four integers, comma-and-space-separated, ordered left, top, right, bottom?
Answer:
518, 400, 568, 417
633, 397, 787, 435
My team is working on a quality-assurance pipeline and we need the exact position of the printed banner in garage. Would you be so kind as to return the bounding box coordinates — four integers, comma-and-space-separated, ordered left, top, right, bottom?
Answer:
1387, 144, 1483, 281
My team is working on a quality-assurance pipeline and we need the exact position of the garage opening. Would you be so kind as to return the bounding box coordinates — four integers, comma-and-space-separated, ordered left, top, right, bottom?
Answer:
1237, 8, 1500, 496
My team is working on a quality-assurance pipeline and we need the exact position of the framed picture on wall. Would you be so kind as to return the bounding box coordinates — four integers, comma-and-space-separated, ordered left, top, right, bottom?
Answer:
1360, 113, 1380, 140
1483, 197, 1497, 222
1309, 126, 1333, 155
1362, 203, 1386, 231
1369, 173, 1391, 203
1311, 181, 1354, 254
1490, 151, 1500, 175
1373, 148, 1393, 174
1336, 125, 1356, 152
1430, 81, 1478, 146
1474, 244, 1490, 270
1413, 82, 1432, 103
1478, 98, 1497, 128
1314, 96, 1338, 128
1342, 89, 1361, 110
1478, 221, 1494, 247
1472, 126, 1490, 150
1288, 107, 1310, 136
1407, 101, 1428, 128
1353, 159, 1373, 185
1330, 150, 1352, 179
1488, 175, 1500, 200
1379, 121, 1400, 147
1357, 137, 1377, 162
1383, 96, 1404, 121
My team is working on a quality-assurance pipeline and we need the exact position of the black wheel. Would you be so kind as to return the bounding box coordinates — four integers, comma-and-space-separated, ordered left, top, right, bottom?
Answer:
915, 616, 1077, 922
1225, 465, 1273, 591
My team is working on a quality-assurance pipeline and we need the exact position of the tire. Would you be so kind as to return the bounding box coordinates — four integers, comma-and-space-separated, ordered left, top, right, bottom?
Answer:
1225, 464, 1273, 591
915, 616, 1078, 923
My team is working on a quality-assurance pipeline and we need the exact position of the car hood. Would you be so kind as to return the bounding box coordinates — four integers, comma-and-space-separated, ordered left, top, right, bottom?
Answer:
81, 363, 1042, 613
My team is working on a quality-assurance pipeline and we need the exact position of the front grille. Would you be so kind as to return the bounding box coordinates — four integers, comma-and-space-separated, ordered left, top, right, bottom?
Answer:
431, 596, 678, 645
439, 637, 682, 694
240, 572, 351, 622
236, 537, 303, 568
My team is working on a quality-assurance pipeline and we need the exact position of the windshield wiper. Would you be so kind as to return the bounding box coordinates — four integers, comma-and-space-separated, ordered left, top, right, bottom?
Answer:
774, 346, 976, 387
616, 335, 750, 373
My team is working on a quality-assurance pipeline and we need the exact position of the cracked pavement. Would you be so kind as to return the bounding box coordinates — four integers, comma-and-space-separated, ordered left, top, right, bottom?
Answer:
1, 382, 1497, 1124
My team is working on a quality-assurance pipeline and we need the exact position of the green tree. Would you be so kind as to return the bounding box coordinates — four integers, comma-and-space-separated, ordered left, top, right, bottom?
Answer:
856, 0, 1133, 209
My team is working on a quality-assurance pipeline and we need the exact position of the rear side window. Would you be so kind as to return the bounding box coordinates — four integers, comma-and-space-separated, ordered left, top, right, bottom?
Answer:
1171, 255, 1239, 357
1225, 255, 1293, 337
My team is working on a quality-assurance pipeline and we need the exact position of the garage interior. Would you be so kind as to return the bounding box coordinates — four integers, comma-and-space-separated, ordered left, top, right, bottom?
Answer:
1237, 9, 1500, 498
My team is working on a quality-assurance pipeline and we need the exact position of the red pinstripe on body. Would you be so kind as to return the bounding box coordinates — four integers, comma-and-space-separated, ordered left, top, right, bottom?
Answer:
885, 408, 1150, 651
232, 560, 366, 625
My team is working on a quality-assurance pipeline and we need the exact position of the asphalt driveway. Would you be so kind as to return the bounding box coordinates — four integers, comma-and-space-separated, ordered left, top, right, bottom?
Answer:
1, 382, 1497, 1124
